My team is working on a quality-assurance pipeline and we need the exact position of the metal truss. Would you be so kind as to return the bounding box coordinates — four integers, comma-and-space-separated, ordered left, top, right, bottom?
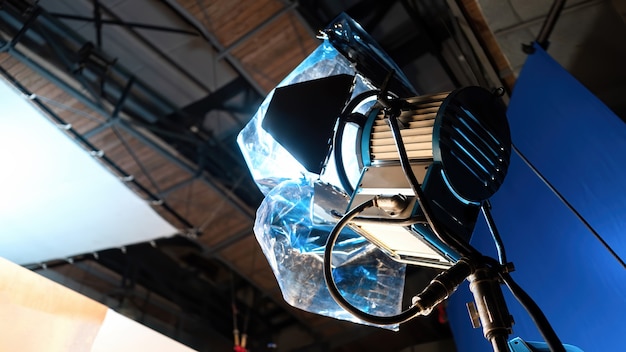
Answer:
0, 0, 259, 227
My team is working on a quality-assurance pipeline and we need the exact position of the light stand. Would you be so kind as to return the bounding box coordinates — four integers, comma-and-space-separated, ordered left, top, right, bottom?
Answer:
467, 264, 514, 352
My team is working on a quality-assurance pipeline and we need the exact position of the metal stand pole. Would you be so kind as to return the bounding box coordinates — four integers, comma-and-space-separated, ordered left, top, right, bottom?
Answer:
467, 266, 514, 352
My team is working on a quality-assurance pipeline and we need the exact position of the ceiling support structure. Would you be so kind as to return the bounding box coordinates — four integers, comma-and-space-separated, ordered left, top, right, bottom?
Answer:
158, 176, 198, 198
216, 1, 298, 59
0, 65, 195, 232
58, 0, 264, 174
0, 60, 306, 344
36, 257, 236, 351
0, 0, 256, 221
93, 0, 102, 48
160, 0, 268, 96
277, 0, 318, 39
179, 75, 260, 118
48, 12, 201, 36
82, 1, 211, 94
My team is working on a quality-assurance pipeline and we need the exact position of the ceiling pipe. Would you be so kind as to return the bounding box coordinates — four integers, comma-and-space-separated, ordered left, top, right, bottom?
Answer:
535, 0, 567, 50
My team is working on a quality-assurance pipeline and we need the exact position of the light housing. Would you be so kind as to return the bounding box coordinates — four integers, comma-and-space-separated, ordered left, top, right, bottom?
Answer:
237, 13, 511, 328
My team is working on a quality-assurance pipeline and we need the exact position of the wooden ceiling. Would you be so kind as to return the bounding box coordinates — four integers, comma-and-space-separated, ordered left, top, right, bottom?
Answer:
176, 0, 319, 92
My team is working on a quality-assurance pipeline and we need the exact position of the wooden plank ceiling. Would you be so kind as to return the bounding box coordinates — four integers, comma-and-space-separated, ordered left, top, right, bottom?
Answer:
177, 0, 318, 92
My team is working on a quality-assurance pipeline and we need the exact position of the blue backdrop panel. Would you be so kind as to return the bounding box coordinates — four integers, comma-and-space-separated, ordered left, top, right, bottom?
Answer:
447, 44, 626, 351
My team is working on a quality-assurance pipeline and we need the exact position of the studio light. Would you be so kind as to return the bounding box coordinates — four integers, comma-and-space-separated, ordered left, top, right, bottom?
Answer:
238, 13, 579, 352
239, 11, 507, 316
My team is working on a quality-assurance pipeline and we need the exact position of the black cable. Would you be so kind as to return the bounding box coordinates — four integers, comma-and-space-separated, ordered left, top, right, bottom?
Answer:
323, 197, 425, 325
499, 270, 566, 352
481, 201, 508, 265
386, 114, 480, 259
323, 197, 474, 326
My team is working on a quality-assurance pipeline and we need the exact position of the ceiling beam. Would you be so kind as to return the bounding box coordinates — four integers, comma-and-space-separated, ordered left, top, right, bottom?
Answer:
0, 1, 257, 222
216, 2, 298, 59
160, 0, 268, 96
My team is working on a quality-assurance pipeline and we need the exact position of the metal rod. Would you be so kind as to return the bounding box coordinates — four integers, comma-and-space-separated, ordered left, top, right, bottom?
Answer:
48, 13, 200, 36
93, 3, 210, 93
82, 119, 116, 139
5, 7, 41, 50
158, 176, 197, 197
112, 76, 134, 118
93, 0, 102, 48
33, 21, 105, 107
1, 11, 255, 221
111, 125, 164, 195
494, 0, 601, 37
536, 0, 567, 49
491, 335, 510, 352
468, 267, 514, 352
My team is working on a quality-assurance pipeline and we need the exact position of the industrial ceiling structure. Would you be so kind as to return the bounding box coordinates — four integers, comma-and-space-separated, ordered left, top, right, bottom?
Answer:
0, 0, 624, 351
